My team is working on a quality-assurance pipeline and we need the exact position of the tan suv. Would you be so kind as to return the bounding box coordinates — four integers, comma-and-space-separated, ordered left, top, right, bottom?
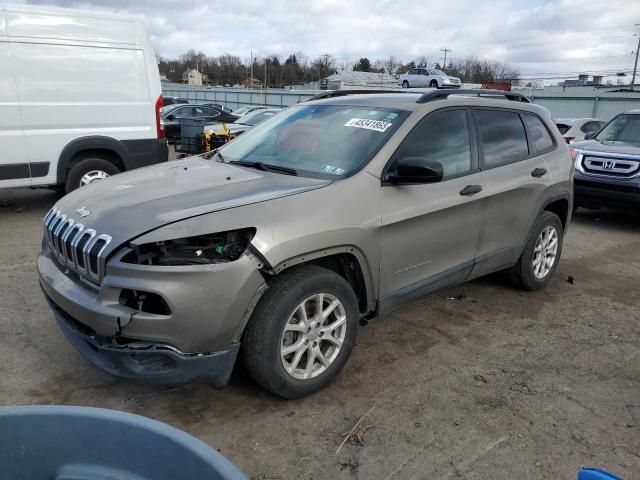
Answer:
38, 89, 573, 398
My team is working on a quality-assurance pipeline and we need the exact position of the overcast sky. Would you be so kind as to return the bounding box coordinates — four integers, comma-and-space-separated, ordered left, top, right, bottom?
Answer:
19, 0, 640, 82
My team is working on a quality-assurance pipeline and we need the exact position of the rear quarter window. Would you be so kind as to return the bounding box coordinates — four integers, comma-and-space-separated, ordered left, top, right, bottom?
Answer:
474, 109, 529, 168
523, 113, 555, 154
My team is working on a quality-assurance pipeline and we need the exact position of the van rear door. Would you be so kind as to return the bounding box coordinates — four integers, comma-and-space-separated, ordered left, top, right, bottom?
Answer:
0, 9, 31, 188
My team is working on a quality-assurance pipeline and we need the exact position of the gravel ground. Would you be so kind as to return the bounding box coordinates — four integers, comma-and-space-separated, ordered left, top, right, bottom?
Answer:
0, 186, 638, 479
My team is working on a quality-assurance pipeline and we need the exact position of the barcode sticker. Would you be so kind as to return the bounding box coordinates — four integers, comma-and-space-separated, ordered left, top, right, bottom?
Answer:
344, 118, 393, 133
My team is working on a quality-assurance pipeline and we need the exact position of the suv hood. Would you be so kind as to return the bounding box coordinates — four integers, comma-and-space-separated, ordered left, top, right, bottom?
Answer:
53, 157, 330, 250
571, 139, 640, 156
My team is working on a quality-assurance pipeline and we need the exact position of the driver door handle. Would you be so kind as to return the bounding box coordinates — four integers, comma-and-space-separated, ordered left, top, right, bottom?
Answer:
531, 168, 547, 178
460, 185, 483, 196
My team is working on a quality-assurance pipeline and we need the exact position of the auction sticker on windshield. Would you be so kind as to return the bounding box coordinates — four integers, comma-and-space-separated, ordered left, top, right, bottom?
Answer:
344, 118, 393, 133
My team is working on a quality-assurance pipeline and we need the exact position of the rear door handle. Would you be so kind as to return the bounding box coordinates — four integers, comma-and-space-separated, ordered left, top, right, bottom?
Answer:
531, 168, 547, 178
460, 185, 483, 196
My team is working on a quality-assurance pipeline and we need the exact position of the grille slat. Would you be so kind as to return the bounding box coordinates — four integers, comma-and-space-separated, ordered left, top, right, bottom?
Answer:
43, 208, 112, 283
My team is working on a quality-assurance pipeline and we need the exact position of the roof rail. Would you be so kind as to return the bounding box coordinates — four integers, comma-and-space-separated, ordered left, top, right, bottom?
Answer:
416, 89, 531, 104
305, 89, 408, 102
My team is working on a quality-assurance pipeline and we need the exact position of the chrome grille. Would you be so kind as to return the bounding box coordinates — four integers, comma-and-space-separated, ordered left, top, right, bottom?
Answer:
43, 208, 112, 283
581, 155, 640, 178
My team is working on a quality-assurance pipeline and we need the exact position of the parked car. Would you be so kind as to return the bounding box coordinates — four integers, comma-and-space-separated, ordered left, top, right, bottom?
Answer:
399, 68, 462, 88
162, 105, 238, 142
572, 110, 640, 210
0, 4, 168, 193
232, 105, 270, 117
162, 96, 189, 106
202, 103, 234, 114
39, 89, 572, 399
204, 108, 282, 137
555, 118, 605, 144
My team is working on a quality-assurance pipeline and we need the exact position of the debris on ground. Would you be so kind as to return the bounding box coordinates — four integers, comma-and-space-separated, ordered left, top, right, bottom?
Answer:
336, 406, 375, 454
567, 275, 576, 285
474, 374, 488, 383
13, 206, 25, 213
510, 382, 537, 395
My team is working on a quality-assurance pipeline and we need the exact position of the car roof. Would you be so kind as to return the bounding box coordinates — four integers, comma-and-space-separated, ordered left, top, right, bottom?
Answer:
622, 109, 640, 115
306, 92, 550, 117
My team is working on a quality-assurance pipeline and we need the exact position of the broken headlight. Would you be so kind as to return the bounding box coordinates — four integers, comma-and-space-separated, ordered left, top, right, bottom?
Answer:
122, 228, 256, 266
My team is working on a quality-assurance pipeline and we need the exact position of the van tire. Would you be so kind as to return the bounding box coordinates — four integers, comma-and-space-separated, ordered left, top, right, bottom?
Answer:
511, 211, 563, 291
65, 157, 120, 193
243, 265, 359, 399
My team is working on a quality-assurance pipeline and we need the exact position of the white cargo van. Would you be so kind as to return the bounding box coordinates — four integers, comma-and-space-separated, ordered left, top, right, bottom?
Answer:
0, 4, 167, 192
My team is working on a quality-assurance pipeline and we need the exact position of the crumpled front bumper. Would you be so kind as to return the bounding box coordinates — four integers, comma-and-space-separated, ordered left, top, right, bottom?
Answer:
38, 245, 267, 384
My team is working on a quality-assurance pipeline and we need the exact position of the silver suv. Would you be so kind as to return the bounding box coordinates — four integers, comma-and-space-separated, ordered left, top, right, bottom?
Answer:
38, 89, 573, 399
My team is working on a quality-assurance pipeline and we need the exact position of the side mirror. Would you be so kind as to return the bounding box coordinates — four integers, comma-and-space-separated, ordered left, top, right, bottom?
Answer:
166, 114, 175, 121
387, 157, 443, 184
584, 132, 596, 140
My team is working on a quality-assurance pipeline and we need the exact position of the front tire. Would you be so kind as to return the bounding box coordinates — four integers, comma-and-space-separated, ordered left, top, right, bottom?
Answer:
243, 265, 359, 399
430, 80, 439, 88
65, 157, 120, 193
512, 211, 563, 291
402, 80, 409, 88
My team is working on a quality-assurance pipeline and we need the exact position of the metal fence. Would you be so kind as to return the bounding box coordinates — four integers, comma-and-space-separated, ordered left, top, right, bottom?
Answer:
162, 83, 317, 110
163, 83, 640, 120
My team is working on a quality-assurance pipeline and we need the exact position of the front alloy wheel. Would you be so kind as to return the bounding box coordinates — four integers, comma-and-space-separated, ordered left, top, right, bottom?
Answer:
243, 265, 359, 399
280, 293, 347, 380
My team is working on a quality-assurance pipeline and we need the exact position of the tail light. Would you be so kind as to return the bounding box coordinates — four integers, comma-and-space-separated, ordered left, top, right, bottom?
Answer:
564, 137, 574, 144
155, 95, 165, 139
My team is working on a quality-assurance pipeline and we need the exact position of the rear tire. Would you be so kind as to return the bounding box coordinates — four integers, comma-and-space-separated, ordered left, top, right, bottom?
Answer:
243, 265, 359, 399
511, 211, 563, 291
430, 80, 439, 88
402, 80, 409, 88
65, 157, 120, 193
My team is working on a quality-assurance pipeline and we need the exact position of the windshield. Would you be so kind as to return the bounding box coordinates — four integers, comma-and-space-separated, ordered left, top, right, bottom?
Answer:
216, 104, 407, 178
596, 114, 640, 144
432, 70, 446, 76
240, 110, 279, 126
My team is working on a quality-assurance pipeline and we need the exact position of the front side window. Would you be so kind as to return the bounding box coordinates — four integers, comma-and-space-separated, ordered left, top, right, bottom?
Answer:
523, 113, 555, 153
217, 105, 407, 178
596, 114, 640, 144
475, 109, 529, 168
390, 109, 472, 179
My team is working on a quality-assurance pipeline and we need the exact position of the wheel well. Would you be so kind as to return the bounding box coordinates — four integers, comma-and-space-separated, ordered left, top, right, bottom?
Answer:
544, 198, 569, 229
67, 149, 124, 176
292, 254, 368, 314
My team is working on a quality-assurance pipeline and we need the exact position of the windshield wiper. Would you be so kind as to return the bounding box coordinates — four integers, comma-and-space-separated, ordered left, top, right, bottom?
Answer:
230, 160, 297, 176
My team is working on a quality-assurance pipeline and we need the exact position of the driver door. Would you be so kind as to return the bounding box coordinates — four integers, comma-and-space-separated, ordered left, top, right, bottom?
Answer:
379, 108, 486, 303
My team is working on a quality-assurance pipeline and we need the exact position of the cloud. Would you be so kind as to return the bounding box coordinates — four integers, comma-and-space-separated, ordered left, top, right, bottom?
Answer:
16, 0, 640, 80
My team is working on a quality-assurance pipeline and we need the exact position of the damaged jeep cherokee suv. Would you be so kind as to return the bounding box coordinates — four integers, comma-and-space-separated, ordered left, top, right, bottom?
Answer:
39, 89, 573, 399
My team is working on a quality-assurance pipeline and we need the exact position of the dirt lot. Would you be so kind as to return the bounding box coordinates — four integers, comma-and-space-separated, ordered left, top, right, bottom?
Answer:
1, 187, 638, 479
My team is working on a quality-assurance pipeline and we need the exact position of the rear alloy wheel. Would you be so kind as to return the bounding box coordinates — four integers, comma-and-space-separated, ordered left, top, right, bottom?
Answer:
65, 158, 120, 193
243, 265, 359, 399
511, 211, 563, 290
402, 80, 409, 88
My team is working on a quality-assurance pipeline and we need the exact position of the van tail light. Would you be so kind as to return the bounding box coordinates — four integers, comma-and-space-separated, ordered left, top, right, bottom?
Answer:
155, 95, 165, 139
564, 137, 574, 144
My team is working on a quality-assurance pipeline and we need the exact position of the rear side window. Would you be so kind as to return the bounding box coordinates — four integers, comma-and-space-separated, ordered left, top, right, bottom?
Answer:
475, 109, 529, 168
581, 121, 604, 134
523, 113, 555, 153
392, 109, 471, 178
556, 123, 571, 135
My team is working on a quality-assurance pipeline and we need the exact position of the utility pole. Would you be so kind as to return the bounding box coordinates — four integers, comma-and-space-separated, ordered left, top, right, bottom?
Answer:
250, 50, 253, 90
440, 48, 451, 70
632, 26, 640, 91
